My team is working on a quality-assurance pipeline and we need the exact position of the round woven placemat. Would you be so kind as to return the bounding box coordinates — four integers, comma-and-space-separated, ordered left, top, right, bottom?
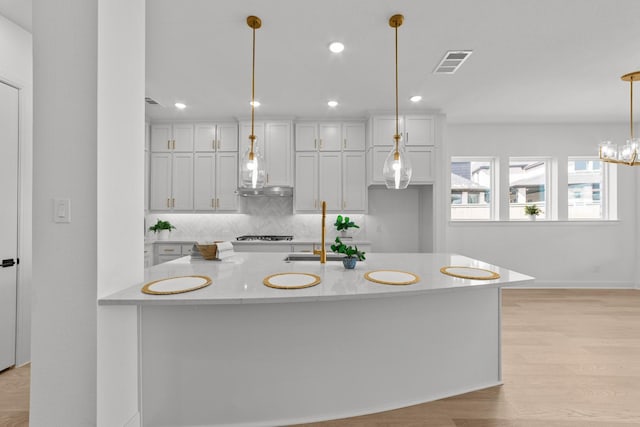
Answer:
439, 266, 500, 280
141, 275, 212, 295
263, 272, 321, 289
364, 270, 420, 285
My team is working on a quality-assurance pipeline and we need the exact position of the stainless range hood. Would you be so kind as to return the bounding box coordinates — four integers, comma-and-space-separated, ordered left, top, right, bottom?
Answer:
236, 186, 293, 197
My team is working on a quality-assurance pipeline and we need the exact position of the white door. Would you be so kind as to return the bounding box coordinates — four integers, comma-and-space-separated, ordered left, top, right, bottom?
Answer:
404, 116, 434, 146
194, 123, 217, 152
216, 123, 238, 152
294, 123, 317, 151
342, 122, 366, 151
318, 123, 341, 151
0, 82, 19, 371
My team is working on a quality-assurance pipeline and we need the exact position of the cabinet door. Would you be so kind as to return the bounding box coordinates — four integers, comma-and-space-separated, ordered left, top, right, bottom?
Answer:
172, 152, 194, 210
342, 122, 366, 151
407, 147, 434, 183
144, 150, 150, 211
216, 152, 238, 211
150, 152, 172, 210
265, 122, 292, 186
370, 147, 388, 184
151, 124, 172, 152
194, 153, 216, 210
217, 123, 239, 152
294, 152, 318, 212
342, 152, 366, 212
239, 122, 265, 156
319, 152, 342, 211
318, 123, 341, 151
372, 116, 404, 146
194, 123, 217, 152
295, 123, 318, 151
172, 123, 194, 152
404, 116, 434, 146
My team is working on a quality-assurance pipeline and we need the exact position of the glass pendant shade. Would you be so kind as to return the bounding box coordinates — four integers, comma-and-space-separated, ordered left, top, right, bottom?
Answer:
599, 140, 618, 161
240, 144, 266, 189
383, 144, 412, 189
619, 138, 640, 164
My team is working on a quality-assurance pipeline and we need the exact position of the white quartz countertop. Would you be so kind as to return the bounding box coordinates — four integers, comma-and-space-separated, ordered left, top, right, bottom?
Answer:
99, 252, 534, 306
147, 238, 370, 245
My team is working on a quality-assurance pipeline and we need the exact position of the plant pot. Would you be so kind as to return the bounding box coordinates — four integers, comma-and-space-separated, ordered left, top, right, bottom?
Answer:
340, 230, 352, 239
158, 229, 170, 240
528, 215, 537, 221
342, 257, 357, 269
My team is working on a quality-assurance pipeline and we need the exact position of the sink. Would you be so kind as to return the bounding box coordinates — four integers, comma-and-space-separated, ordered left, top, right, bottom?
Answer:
283, 253, 345, 262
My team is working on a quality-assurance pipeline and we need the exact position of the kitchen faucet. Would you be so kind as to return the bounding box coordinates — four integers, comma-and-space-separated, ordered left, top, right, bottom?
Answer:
313, 200, 327, 264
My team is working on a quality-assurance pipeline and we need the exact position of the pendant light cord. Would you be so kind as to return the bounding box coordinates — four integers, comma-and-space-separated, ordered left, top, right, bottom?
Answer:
631, 76, 634, 140
394, 23, 399, 155
250, 25, 256, 154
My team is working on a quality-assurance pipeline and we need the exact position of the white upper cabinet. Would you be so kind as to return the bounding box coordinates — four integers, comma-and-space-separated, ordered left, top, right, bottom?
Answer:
369, 146, 435, 185
371, 115, 434, 147
264, 121, 293, 186
318, 152, 342, 211
342, 122, 366, 151
195, 122, 238, 152
151, 123, 194, 152
318, 123, 341, 151
294, 123, 318, 151
150, 152, 194, 211
194, 152, 238, 211
342, 151, 367, 211
294, 152, 319, 212
295, 121, 364, 151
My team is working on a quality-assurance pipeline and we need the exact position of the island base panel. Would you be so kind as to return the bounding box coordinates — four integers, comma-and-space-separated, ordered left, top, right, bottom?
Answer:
140, 287, 501, 426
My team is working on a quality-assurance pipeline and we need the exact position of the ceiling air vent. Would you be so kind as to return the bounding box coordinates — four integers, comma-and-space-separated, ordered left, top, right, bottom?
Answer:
145, 96, 160, 105
433, 50, 473, 74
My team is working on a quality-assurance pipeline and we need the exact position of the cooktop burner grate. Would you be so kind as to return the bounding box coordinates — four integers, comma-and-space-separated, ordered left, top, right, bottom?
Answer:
236, 235, 293, 241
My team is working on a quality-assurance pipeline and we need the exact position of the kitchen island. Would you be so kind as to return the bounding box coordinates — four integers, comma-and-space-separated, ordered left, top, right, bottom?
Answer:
100, 252, 533, 427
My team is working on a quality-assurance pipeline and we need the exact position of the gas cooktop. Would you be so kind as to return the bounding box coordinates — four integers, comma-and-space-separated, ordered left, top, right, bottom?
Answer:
236, 235, 293, 241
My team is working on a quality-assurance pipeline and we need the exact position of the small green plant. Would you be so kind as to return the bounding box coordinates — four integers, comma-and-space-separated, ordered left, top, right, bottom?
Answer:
330, 237, 366, 261
148, 219, 176, 233
334, 215, 360, 231
524, 204, 542, 216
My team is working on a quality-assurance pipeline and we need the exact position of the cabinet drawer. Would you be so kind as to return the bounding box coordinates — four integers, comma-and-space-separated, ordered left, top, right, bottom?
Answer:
181, 244, 195, 255
156, 244, 181, 255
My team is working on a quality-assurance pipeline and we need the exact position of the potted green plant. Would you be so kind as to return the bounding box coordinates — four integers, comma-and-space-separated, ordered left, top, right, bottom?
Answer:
524, 204, 542, 221
331, 237, 366, 269
334, 215, 359, 238
148, 219, 176, 240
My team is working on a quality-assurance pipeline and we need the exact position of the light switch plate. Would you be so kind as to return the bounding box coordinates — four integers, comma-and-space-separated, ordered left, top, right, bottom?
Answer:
54, 198, 71, 223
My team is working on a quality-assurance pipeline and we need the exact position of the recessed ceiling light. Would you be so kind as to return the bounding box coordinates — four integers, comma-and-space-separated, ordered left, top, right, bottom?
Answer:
410, 95, 422, 103
329, 42, 345, 53
174, 102, 186, 109
250, 100, 261, 107
327, 100, 339, 108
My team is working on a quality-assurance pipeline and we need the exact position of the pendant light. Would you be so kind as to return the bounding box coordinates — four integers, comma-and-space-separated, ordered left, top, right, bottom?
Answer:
240, 15, 267, 188
382, 14, 412, 189
599, 71, 640, 166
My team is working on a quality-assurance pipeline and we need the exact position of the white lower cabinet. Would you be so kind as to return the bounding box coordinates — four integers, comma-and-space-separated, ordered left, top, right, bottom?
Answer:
144, 243, 153, 268
194, 152, 238, 211
150, 152, 194, 211
154, 243, 195, 265
369, 146, 434, 185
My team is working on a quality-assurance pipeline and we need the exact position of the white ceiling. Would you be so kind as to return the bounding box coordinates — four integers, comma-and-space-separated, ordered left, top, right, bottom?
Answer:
3, 1, 640, 124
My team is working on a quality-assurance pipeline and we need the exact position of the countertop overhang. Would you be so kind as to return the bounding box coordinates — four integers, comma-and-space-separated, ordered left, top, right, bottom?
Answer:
99, 252, 534, 306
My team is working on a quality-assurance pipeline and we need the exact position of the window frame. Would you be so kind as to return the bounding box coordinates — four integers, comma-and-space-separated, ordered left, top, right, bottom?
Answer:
450, 157, 498, 221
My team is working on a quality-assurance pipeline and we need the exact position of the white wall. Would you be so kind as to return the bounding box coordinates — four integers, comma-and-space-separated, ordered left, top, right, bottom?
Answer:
31, 0, 144, 425
445, 123, 637, 288
0, 12, 32, 366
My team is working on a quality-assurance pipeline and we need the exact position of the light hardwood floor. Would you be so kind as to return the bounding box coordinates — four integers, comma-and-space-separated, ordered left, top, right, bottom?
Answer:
1, 289, 639, 427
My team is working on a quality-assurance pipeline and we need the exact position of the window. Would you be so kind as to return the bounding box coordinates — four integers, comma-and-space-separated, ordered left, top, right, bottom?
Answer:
451, 159, 494, 220
568, 158, 603, 219
509, 159, 548, 219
